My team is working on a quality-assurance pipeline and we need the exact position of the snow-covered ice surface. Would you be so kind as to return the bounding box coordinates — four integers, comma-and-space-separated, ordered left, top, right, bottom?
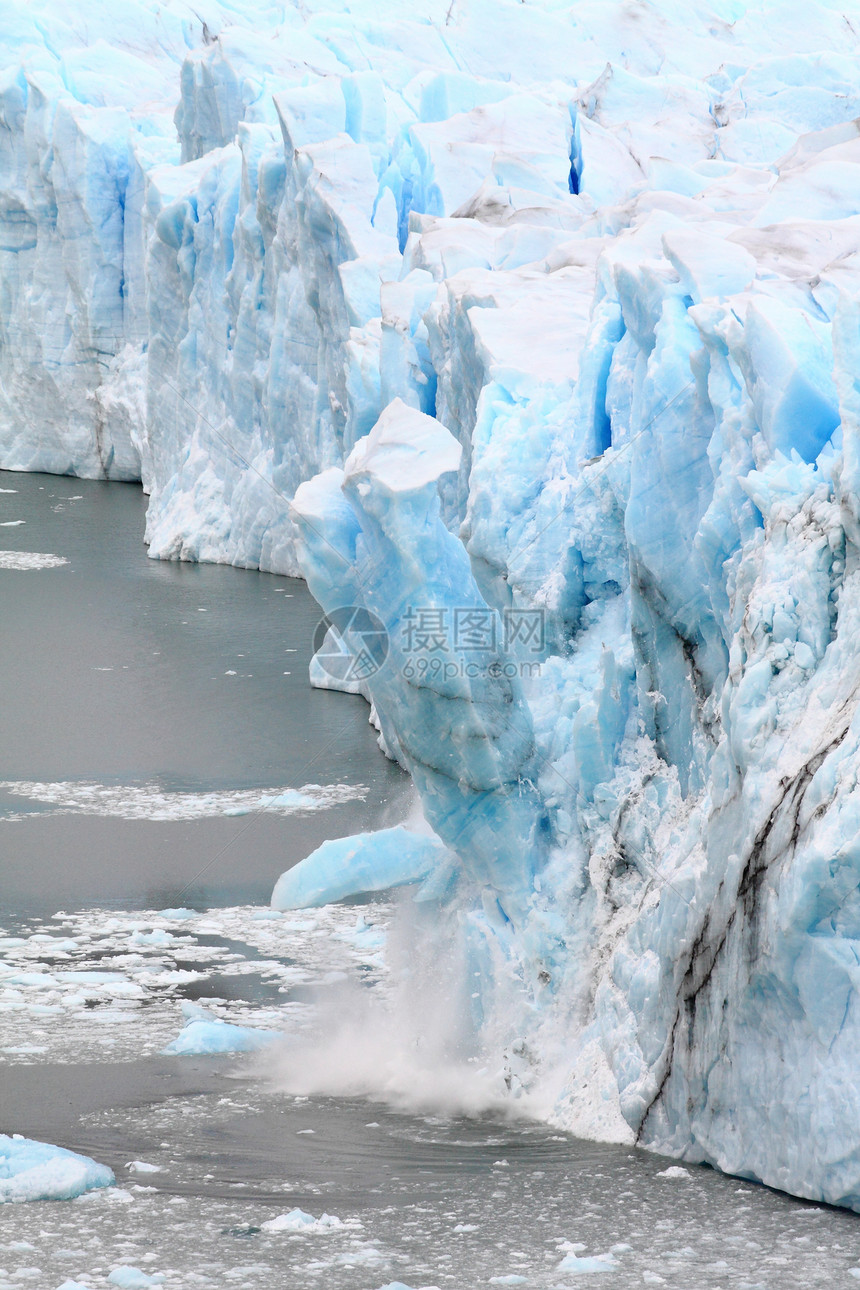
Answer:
6, 0, 860, 1215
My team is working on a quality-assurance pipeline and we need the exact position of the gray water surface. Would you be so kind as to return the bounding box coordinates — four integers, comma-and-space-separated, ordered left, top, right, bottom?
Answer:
0, 469, 409, 914
3, 1051, 860, 1290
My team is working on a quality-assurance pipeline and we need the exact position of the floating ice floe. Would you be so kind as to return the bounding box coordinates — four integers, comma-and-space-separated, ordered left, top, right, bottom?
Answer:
0, 779, 366, 822
107, 1269, 165, 1288
0, 902, 390, 1066
0, 1134, 114, 1203
163, 1017, 281, 1056
558, 1251, 620, 1274
261, 1207, 343, 1233
0, 551, 69, 570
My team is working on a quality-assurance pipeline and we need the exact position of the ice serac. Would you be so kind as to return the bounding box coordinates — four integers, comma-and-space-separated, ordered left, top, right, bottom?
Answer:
292, 400, 548, 927
6, 0, 860, 1216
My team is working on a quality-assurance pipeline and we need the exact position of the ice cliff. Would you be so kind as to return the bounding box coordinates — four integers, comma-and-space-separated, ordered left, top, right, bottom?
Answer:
4, 0, 860, 1209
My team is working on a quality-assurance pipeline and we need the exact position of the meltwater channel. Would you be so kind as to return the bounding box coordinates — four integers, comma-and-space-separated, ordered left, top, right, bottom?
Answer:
2, 470, 860, 1290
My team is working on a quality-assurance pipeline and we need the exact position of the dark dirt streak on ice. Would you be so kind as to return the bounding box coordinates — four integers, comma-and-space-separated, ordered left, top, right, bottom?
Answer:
636, 718, 854, 1145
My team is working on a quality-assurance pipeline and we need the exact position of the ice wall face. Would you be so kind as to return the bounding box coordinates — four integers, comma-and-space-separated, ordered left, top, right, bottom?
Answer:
6, 0, 860, 1209
0, 2, 209, 479
293, 401, 549, 926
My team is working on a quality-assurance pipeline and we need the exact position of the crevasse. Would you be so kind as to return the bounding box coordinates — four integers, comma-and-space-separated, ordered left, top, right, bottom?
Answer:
4, 0, 860, 1207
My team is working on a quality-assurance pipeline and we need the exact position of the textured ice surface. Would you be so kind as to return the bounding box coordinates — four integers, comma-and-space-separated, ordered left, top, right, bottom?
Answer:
6, 0, 860, 1212
0, 551, 69, 570
0, 1135, 113, 1204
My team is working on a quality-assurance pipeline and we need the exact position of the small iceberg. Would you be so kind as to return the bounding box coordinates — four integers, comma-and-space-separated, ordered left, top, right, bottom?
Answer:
0, 1133, 114, 1203
162, 1017, 280, 1056
261, 1207, 343, 1232
108, 1269, 166, 1288
558, 1251, 619, 1274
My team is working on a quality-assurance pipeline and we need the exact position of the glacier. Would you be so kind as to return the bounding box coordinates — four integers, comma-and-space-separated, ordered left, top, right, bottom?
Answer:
4, 0, 860, 1212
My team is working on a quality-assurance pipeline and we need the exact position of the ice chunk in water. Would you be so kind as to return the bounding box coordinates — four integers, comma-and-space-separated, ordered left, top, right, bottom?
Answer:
0, 1134, 114, 1203
162, 1018, 280, 1056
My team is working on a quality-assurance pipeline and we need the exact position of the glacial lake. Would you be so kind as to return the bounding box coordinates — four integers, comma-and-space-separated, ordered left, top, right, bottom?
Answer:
2, 468, 860, 1290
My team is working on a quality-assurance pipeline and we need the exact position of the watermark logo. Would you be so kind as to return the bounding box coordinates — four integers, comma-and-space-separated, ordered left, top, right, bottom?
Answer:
503, 608, 545, 654
402, 607, 545, 660
312, 606, 390, 683
313, 605, 545, 684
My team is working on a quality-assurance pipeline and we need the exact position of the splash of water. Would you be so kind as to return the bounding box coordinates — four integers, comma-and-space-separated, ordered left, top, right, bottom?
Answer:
255, 895, 539, 1120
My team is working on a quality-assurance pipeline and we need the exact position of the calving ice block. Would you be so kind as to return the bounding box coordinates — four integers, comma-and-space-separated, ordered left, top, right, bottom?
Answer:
271, 826, 452, 909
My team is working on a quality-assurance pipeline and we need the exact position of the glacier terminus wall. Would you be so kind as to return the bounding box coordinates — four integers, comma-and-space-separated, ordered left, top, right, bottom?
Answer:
4, 0, 860, 1209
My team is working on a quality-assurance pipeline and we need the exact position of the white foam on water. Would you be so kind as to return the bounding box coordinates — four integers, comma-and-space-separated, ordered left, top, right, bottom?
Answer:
0, 551, 69, 570
0, 780, 366, 821
257, 898, 525, 1121
259, 979, 514, 1119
